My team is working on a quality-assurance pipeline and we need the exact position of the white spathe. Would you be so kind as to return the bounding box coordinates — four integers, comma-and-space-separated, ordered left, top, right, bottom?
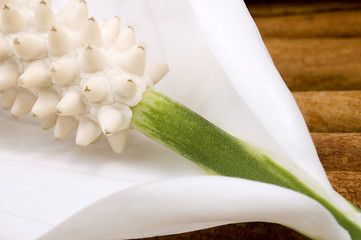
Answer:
38, 177, 349, 240
0, 0, 352, 240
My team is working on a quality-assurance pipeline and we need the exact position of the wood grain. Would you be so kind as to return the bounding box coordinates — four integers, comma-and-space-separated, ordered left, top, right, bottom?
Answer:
312, 133, 361, 172
253, 10, 361, 38
293, 91, 361, 133
246, 0, 361, 38
265, 38, 361, 91
247, 1, 361, 18
327, 171, 361, 209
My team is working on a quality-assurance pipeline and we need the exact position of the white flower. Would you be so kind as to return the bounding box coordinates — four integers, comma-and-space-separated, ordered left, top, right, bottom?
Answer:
0, 1, 356, 239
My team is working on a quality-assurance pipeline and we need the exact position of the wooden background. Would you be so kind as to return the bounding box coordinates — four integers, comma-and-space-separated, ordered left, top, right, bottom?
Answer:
140, 1, 361, 239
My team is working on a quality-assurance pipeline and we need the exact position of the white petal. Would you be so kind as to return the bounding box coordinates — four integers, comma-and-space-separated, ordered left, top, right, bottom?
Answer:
38, 176, 350, 240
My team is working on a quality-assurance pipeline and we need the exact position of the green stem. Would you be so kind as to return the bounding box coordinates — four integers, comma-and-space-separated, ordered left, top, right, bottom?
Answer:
131, 89, 361, 239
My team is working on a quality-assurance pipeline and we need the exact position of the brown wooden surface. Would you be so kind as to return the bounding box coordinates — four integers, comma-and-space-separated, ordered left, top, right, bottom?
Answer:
250, 1, 361, 38
312, 133, 361, 172
247, 1, 361, 18
265, 38, 361, 91
294, 91, 361, 132
138, 1, 361, 239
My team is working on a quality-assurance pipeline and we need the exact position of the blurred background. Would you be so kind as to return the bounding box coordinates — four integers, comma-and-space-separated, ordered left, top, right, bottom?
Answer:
141, 1, 361, 239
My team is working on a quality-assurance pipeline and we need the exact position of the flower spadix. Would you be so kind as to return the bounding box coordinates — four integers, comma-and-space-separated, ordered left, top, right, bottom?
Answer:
1, 87, 17, 109
40, 113, 58, 130
116, 25, 135, 52
32, 0, 55, 32
48, 27, 72, 57
78, 17, 103, 47
56, 89, 86, 116
54, 116, 78, 140
11, 88, 36, 118
76, 119, 102, 147
13, 34, 46, 60
32, 87, 59, 118
0, 59, 20, 89
0, 37, 11, 61
1, 4, 26, 33
101, 16, 121, 42
0, 0, 168, 154
82, 76, 108, 102
18, 60, 51, 88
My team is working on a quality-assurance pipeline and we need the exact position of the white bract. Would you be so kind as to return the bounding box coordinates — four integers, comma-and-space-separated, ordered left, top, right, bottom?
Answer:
0, 0, 356, 240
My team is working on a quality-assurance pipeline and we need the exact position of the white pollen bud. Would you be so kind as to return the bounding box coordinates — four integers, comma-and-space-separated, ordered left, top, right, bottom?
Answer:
41, 114, 58, 130
0, 60, 20, 90
11, 89, 37, 118
32, 0, 55, 32
0, 0, 17, 6
107, 130, 128, 154
147, 63, 169, 85
101, 16, 121, 43
18, 61, 51, 88
64, 0, 88, 30
97, 106, 123, 135
83, 76, 108, 102
1, 4, 26, 33
54, 116, 78, 140
76, 119, 102, 147
115, 26, 135, 53
13, 34, 46, 61
1, 87, 18, 110
80, 44, 106, 73
113, 77, 137, 98
48, 27, 72, 57
56, 90, 86, 116
32, 88, 59, 118
116, 44, 146, 75
0, 38, 11, 62
78, 17, 103, 47
26, 0, 53, 10
50, 59, 77, 85
57, 0, 76, 18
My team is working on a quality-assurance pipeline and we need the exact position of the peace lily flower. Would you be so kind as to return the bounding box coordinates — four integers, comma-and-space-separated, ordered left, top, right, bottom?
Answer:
0, 0, 360, 240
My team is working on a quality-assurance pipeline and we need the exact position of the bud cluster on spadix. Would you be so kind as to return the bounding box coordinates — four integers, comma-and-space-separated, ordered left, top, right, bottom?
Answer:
0, 0, 169, 153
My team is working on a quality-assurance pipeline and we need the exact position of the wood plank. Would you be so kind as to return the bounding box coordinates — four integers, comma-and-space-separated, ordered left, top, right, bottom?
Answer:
293, 91, 361, 132
265, 38, 361, 91
327, 171, 361, 209
254, 11, 361, 38
246, 1, 361, 17
312, 133, 361, 172
247, 0, 361, 38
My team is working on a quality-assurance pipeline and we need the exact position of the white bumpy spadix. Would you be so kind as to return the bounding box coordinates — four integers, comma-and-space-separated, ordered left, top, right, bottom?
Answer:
0, 0, 169, 154
33, 0, 55, 32
1, 4, 26, 33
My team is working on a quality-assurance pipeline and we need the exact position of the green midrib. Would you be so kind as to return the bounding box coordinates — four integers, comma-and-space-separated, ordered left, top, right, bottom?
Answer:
131, 89, 361, 240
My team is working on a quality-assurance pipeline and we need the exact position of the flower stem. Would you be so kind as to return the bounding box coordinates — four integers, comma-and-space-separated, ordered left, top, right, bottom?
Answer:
131, 89, 361, 239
